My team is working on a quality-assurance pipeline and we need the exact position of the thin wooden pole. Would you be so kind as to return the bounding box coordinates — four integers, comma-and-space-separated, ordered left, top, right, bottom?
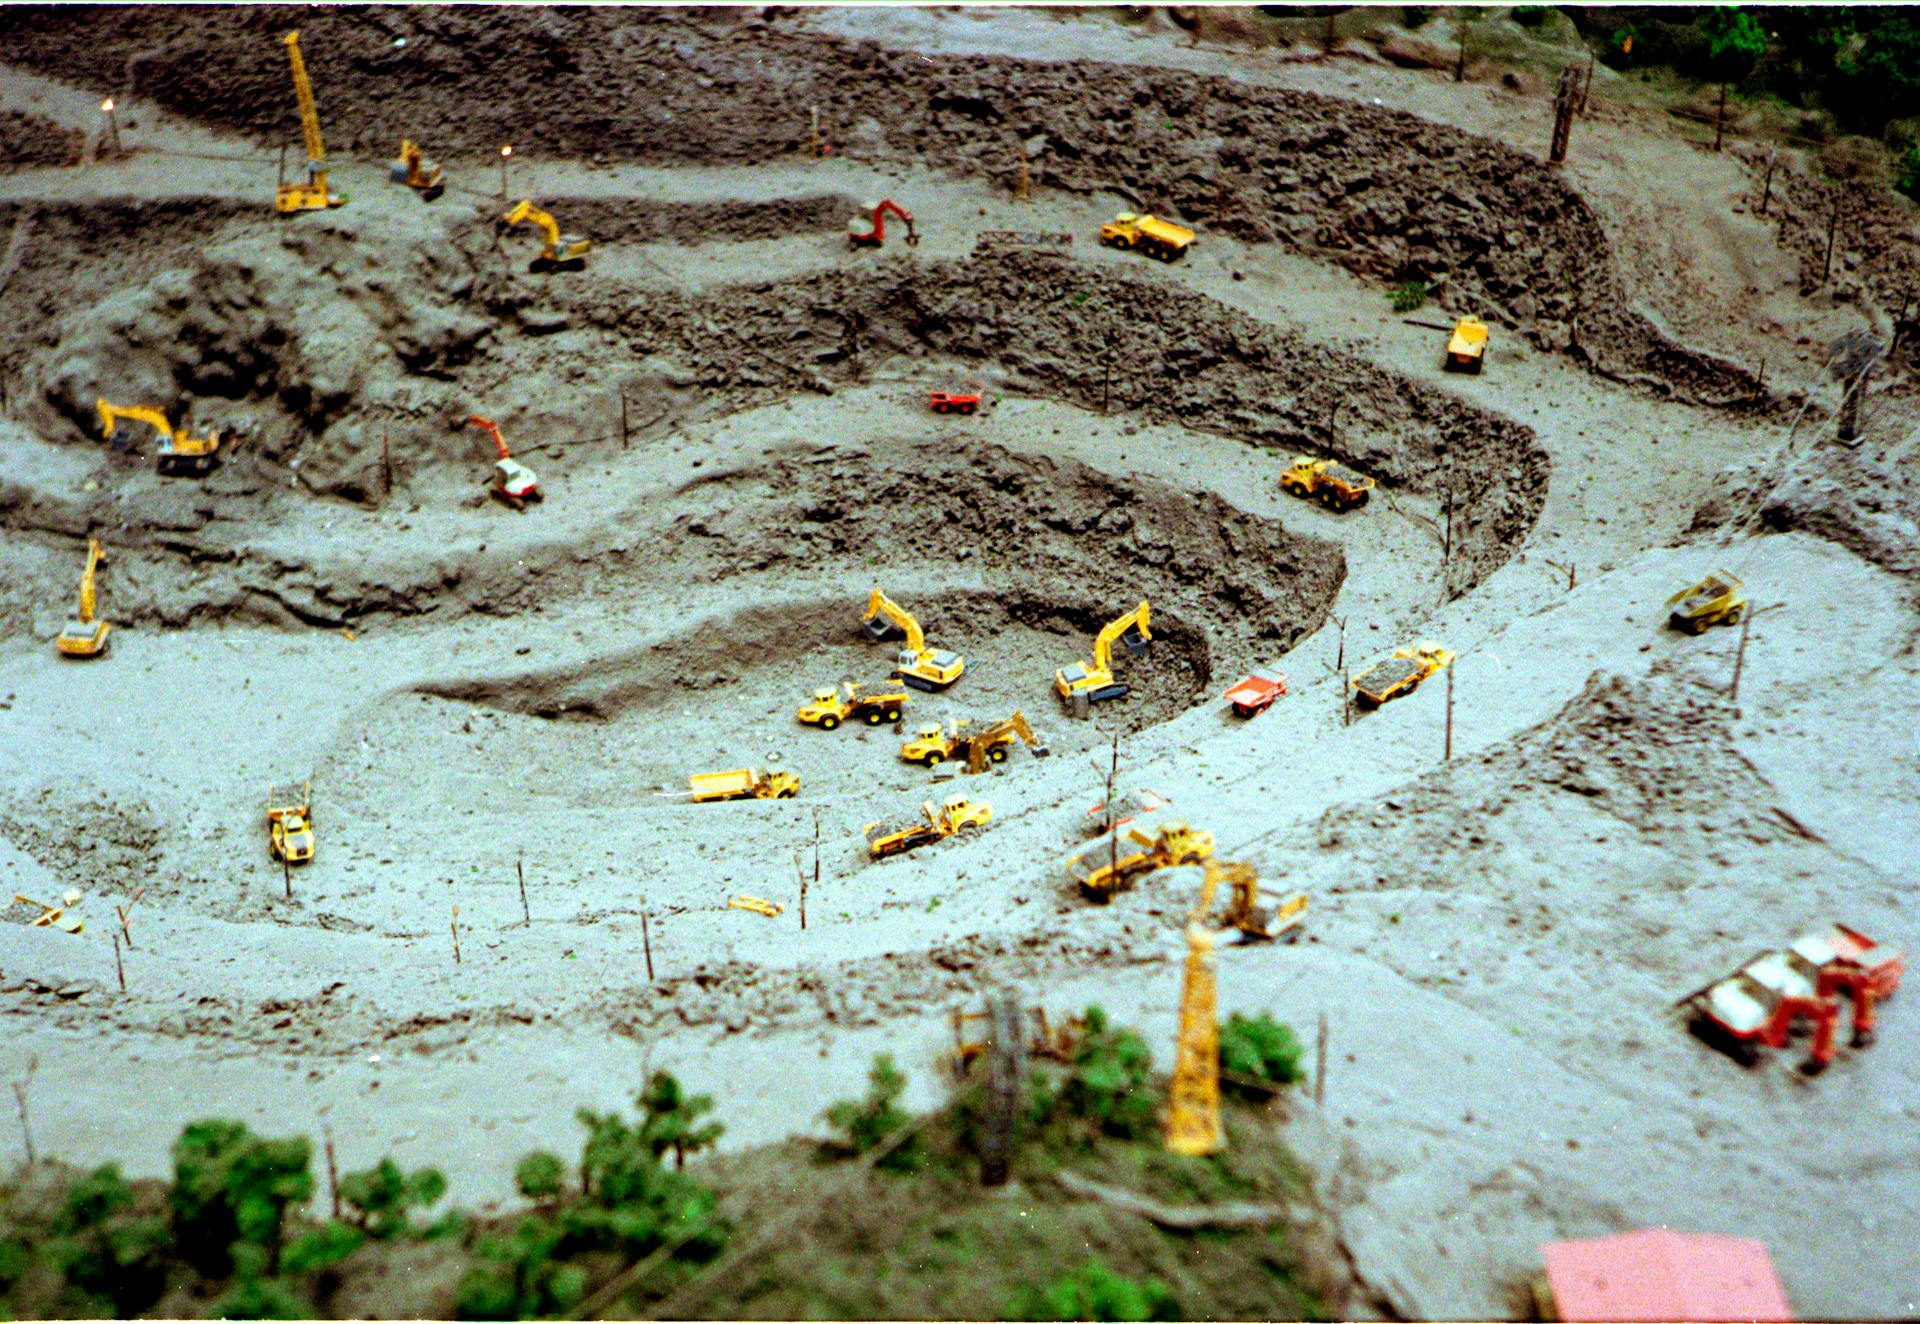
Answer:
11, 1069, 35, 1169
451, 904, 461, 965
620, 391, 630, 451
1314, 1012, 1328, 1106
1730, 610, 1754, 701
1454, 21, 1466, 82
1758, 146, 1776, 216
324, 1126, 342, 1219
112, 932, 125, 993
517, 857, 530, 927
1444, 663, 1455, 762
1343, 672, 1353, 727
1714, 82, 1728, 152
1822, 195, 1841, 284
642, 906, 655, 980
283, 850, 291, 900
381, 426, 392, 500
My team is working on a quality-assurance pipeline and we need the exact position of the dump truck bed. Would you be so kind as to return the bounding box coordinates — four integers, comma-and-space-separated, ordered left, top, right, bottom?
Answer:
1353, 656, 1423, 700
689, 769, 763, 799
1137, 216, 1195, 246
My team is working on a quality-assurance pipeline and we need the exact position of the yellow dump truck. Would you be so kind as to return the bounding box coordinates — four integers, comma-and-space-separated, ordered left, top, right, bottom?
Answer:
796, 681, 909, 730
1098, 212, 1194, 262
1445, 316, 1489, 373
1280, 455, 1375, 510
688, 768, 799, 802
1067, 822, 1214, 902
865, 794, 993, 859
1666, 571, 1745, 635
1351, 641, 1455, 708
267, 782, 315, 864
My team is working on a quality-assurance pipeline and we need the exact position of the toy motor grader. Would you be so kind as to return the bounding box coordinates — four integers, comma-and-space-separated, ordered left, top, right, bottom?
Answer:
1666, 571, 1745, 635
796, 680, 909, 730
1351, 641, 1454, 708
1067, 821, 1214, 902
268, 781, 315, 864
1098, 212, 1194, 262
899, 712, 1049, 773
864, 794, 992, 859
1279, 455, 1374, 511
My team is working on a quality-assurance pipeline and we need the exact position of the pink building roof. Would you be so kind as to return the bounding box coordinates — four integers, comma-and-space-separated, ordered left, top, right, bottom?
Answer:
1543, 1228, 1792, 1322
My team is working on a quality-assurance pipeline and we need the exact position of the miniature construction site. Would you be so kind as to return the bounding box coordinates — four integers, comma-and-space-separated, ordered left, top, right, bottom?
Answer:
0, 3, 1915, 1319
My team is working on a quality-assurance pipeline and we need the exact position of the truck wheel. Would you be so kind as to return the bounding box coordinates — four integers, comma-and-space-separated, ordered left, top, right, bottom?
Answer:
820, 715, 840, 730
933, 401, 951, 414
865, 711, 885, 725
779, 786, 798, 799
885, 709, 904, 723
989, 746, 1008, 763
958, 402, 977, 415
925, 752, 945, 767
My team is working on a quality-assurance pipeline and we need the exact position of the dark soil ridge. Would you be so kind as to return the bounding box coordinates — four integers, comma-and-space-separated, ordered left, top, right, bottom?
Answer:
0, 5, 1757, 405
0, 111, 83, 172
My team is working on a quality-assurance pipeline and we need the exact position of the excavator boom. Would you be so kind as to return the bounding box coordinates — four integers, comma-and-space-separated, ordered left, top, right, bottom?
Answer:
1092, 600, 1152, 673
96, 398, 174, 447
469, 415, 511, 460
861, 588, 926, 655
504, 200, 562, 249
78, 539, 102, 624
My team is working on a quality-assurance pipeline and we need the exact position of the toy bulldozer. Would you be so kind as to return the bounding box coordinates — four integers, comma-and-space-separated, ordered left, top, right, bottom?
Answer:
1666, 571, 1745, 635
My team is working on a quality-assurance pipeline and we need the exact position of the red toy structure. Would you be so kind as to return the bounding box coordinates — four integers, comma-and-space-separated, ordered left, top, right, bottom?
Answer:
928, 389, 981, 416
847, 198, 917, 249
1539, 1228, 1791, 1322
1681, 923, 1902, 1073
1222, 673, 1288, 718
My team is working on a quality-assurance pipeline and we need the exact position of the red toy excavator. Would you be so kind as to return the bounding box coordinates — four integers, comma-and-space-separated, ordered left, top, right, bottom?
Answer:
848, 198, 917, 250
469, 415, 541, 510
1681, 924, 1902, 1074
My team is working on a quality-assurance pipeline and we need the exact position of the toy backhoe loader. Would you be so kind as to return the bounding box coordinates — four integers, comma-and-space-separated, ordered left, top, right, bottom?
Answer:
1098, 212, 1195, 262
504, 199, 591, 272
54, 538, 111, 659
899, 711, 1050, 773
267, 781, 315, 864
796, 680, 909, 730
1351, 641, 1454, 708
1445, 315, 1488, 373
860, 589, 965, 691
388, 139, 445, 200
847, 199, 917, 250
1666, 571, 1745, 635
1066, 821, 1213, 902
1055, 600, 1151, 718
98, 397, 225, 475
1189, 861, 1308, 942
274, 31, 346, 213
1680, 924, 1901, 1073
469, 415, 541, 509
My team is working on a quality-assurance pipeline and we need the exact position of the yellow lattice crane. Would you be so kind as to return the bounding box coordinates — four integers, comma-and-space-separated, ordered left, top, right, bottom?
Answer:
1164, 922, 1223, 1156
275, 31, 344, 213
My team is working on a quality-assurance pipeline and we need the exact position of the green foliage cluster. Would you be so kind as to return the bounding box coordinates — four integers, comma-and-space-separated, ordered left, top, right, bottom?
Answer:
455, 1070, 729, 1320
1009, 1256, 1181, 1322
1389, 279, 1428, 313
1219, 1013, 1307, 1094
1053, 1007, 1158, 1140
47, 1165, 171, 1316
824, 1054, 923, 1172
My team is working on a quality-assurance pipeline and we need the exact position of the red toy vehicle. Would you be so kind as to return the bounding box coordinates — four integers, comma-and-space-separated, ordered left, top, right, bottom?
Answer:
929, 390, 982, 416
1681, 924, 1902, 1073
1223, 674, 1288, 718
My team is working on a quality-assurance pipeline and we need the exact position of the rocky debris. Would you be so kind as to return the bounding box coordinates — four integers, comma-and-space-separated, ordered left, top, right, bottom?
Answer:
1762, 426, 1920, 578
0, 112, 84, 172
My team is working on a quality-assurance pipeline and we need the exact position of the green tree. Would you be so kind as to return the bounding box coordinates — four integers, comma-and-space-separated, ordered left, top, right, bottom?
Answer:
824, 1054, 922, 1171
637, 1071, 724, 1170
48, 1165, 172, 1315
1219, 1012, 1306, 1093
169, 1121, 314, 1275
513, 1151, 567, 1202
337, 1158, 447, 1239
1009, 1257, 1180, 1322
1058, 1007, 1157, 1139
1703, 5, 1768, 80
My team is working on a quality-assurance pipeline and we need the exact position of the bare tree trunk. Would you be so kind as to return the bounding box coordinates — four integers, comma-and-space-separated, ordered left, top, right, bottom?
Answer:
1822, 194, 1841, 285
979, 996, 1024, 1186
1714, 82, 1728, 152
1758, 146, 1776, 216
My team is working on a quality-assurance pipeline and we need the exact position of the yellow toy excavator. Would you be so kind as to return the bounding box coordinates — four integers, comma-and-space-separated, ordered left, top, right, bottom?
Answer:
503, 199, 591, 273
388, 139, 444, 200
98, 397, 224, 475
274, 31, 345, 213
1055, 600, 1151, 718
860, 589, 965, 691
54, 538, 110, 659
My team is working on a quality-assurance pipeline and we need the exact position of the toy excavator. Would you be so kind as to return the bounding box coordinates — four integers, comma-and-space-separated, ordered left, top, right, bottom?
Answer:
98, 397, 225, 475
860, 589, 965, 691
847, 199, 917, 250
503, 199, 591, 272
1055, 600, 1151, 718
1189, 860, 1308, 942
388, 139, 444, 201
54, 538, 110, 659
274, 31, 345, 213
469, 415, 541, 510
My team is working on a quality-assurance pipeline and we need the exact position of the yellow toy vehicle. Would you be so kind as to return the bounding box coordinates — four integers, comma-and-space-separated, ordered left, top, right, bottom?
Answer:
54, 538, 111, 659
268, 781, 315, 864
98, 398, 226, 476
899, 712, 1048, 773
688, 768, 799, 802
1352, 641, 1455, 708
1056, 601, 1150, 718
388, 139, 444, 200
865, 794, 993, 859
1067, 821, 1214, 902
1279, 455, 1375, 510
1666, 571, 1746, 635
504, 199, 591, 273
797, 681, 908, 730
1097, 212, 1195, 262
1445, 316, 1489, 373
861, 589, 965, 691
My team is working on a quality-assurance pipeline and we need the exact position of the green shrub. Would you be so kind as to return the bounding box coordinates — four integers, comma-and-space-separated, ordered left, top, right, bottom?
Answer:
1058, 1007, 1157, 1140
1219, 1013, 1307, 1093
1389, 279, 1428, 313
212, 1244, 310, 1321
1511, 6, 1547, 28
513, 1151, 566, 1201
44, 1164, 172, 1314
338, 1158, 447, 1239
170, 1120, 314, 1275
636, 1070, 724, 1170
280, 1218, 364, 1275
456, 1214, 587, 1321
1009, 1257, 1180, 1321
824, 1054, 922, 1171
1899, 143, 1920, 200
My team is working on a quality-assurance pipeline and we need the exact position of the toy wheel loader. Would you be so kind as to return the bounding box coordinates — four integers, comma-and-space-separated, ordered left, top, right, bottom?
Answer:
389, 139, 444, 201
899, 712, 1049, 773
1666, 571, 1745, 635
1279, 455, 1374, 511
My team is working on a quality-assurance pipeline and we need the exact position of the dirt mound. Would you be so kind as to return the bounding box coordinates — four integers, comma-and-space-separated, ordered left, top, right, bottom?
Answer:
0, 5, 1756, 403
1761, 427, 1920, 578
538, 194, 866, 247
0, 112, 83, 172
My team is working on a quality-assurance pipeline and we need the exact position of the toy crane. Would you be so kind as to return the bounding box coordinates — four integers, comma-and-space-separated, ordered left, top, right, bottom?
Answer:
1164, 922, 1223, 1157
860, 589, 965, 691
274, 31, 345, 213
502, 200, 591, 272
847, 199, 917, 250
1055, 600, 1151, 718
97, 397, 225, 475
468, 415, 541, 510
54, 538, 110, 659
